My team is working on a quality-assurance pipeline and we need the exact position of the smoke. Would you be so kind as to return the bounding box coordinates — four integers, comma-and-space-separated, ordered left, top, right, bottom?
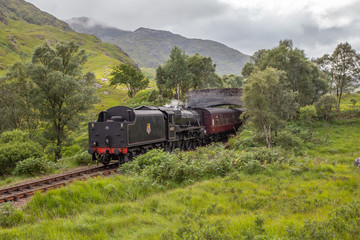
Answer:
164, 99, 186, 108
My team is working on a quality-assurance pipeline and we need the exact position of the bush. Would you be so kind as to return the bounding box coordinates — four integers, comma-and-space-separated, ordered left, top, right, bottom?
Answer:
228, 129, 261, 150
274, 131, 303, 151
0, 129, 30, 144
13, 157, 55, 176
234, 147, 289, 174
0, 141, 43, 175
123, 145, 236, 184
73, 151, 92, 165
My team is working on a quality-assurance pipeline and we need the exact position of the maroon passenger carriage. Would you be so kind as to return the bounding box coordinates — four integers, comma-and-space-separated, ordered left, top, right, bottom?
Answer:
194, 107, 243, 143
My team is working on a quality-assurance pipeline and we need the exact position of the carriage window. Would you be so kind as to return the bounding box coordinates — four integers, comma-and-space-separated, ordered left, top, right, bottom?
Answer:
222, 115, 226, 124
212, 118, 215, 126
217, 115, 221, 125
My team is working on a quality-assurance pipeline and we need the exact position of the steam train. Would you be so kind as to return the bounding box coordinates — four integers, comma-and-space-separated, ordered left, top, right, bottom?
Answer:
88, 105, 243, 165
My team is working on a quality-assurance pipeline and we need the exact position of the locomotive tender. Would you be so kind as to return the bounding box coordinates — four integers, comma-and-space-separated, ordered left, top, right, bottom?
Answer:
88, 105, 243, 165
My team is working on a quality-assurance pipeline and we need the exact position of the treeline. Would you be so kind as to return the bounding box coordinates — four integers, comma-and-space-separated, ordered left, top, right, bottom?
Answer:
110, 46, 243, 102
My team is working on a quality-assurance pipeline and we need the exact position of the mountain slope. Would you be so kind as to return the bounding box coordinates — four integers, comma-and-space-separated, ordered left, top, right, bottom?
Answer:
0, 0, 137, 76
67, 17, 250, 76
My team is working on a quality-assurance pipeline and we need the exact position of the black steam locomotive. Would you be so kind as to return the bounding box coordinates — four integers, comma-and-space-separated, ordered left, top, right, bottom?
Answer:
88, 105, 243, 165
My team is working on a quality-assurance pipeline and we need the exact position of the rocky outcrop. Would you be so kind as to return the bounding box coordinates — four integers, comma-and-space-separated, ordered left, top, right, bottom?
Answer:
355, 157, 360, 167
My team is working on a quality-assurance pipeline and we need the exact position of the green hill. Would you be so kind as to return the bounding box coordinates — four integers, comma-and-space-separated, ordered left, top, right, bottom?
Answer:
67, 17, 250, 76
0, 0, 141, 112
0, 0, 136, 78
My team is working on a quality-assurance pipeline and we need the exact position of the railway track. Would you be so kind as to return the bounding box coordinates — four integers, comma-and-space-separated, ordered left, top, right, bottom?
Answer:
0, 163, 119, 203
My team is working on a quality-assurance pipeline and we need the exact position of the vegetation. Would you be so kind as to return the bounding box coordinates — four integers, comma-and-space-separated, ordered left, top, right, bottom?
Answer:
315, 42, 360, 109
2, 41, 98, 162
242, 40, 327, 106
0, 109, 360, 239
242, 67, 297, 147
110, 64, 149, 98
222, 74, 243, 88
156, 46, 222, 100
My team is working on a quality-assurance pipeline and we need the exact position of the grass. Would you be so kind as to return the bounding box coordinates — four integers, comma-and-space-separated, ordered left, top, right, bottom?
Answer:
0, 113, 360, 239
1, 164, 359, 239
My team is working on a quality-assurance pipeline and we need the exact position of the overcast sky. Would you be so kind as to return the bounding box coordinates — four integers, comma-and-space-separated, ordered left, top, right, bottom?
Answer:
26, 0, 360, 58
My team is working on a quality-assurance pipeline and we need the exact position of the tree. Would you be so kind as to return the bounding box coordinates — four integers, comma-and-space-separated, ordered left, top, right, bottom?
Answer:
27, 41, 98, 162
188, 53, 222, 89
110, 64, 149, 98
299, 105, 317, 138
243, 67, 297, 148
0, 62, 38, 131
222, 74, 243, 88
156, 46, 191, 100
156, 46, 222, 100
242, 40, 327, 106
316, 42, 360, 109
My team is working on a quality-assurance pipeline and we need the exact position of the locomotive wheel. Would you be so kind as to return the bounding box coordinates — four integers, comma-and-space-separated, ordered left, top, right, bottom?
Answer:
100, 153, 111, 166
127, 151, 134, 161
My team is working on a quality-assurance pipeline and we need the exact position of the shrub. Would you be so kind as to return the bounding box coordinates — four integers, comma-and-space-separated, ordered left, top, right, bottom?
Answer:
274, 131, 303, 151
0, 129, 30, 144
13, 157, 55, 176
228, 129, 261, 150
73, 151, 93, 165
0, 141, 43, 175
123, 145, 236, 184
234, 147, 289, 174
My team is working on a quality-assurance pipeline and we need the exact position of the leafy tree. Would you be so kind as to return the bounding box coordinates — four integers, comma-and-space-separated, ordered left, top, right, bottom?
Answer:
243, 40, 327, 106
110, 64, 149, 98
188, 53, 222, 89
222, 74, 243, 88
156, 46, 192, 100
156, 46, 222, 99
0, 63, 38, 131
243, 67, 297, 148
13, 41, 99, 162
299, 105, 317, 138
316, 42, 360, 109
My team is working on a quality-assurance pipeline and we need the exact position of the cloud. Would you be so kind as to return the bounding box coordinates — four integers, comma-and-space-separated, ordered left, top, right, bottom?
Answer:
27, 0, 360, 57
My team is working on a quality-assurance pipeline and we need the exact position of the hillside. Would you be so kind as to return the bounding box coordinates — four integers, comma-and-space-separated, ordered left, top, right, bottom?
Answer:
67, 17, 250, 76
0, 0, 137, 77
